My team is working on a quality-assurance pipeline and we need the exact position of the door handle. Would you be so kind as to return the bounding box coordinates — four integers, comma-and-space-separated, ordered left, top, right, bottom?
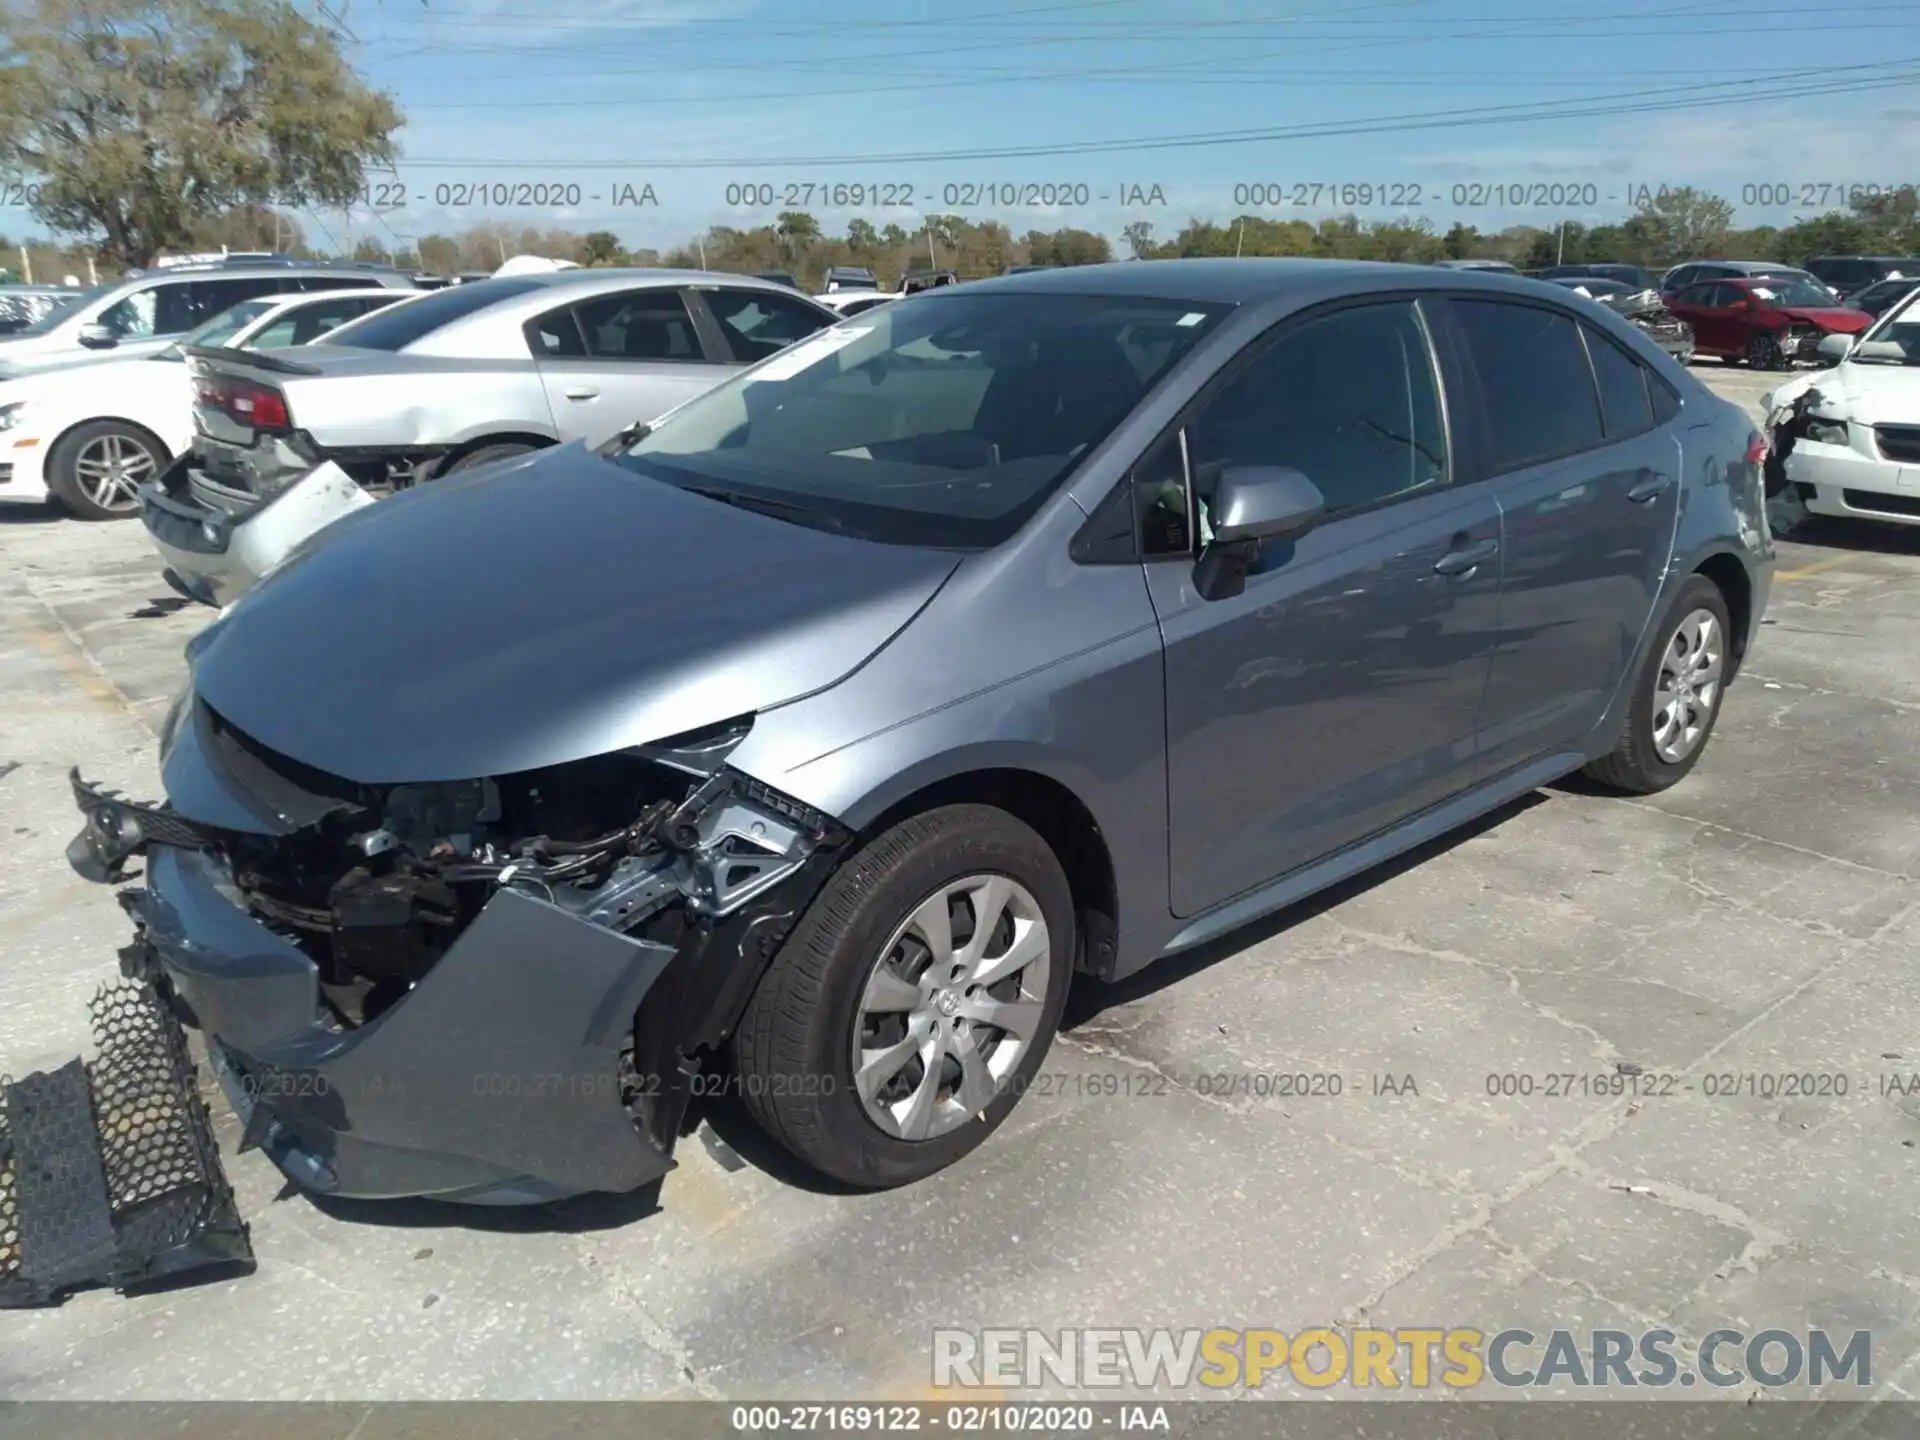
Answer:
564, 386, 600, 401
1628, 472, 1673, 504
1433, 537, 1498, 576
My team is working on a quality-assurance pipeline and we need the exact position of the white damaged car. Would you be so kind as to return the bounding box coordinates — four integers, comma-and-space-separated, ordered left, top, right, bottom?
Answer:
1763, 288, 1920, 527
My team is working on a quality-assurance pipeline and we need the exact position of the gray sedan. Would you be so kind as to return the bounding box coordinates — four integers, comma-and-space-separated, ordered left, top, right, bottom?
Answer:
72, 259, 1772, 1218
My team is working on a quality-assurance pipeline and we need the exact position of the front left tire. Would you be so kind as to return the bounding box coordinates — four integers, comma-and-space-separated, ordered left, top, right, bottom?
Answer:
732, 803, 1075, 1188
46, 420, 166, 521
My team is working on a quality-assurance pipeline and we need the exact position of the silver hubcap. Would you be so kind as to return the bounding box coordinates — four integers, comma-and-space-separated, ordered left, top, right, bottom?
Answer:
73, 433, 157, 510
1652, 608, 1723, 763
851, 874, 1051, 1142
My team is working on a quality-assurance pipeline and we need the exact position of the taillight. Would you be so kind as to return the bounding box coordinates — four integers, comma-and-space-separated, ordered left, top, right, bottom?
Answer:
194, 374, 291, 432
1745, 432, 1768, 465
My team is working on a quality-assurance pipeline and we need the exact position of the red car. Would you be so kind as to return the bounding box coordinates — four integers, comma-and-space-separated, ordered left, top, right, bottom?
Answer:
1665, 274, 1873, 369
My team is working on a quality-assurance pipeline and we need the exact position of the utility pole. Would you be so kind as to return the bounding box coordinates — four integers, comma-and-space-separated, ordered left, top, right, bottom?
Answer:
698, 235, 707, 269
1556, 220, 1566, 265
1235, 219, 1245, 258
86, 253, 97, 284
927, 225, 938, 270
18, 245, 30, 284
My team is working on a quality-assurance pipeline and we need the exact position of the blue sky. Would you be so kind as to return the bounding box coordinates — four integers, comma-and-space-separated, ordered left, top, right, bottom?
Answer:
9, 0, 1920, 252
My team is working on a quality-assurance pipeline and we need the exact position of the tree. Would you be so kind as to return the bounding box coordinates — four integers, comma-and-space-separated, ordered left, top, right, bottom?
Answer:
581, 230, 624, 266
774, 210, 820, 258
1122, 220, 1156, 260
0, 0, 403, 270
1621, 187, 1732, 267
351, 236, 390, 263
845, 217, 879, 254
416, 233, 459, 275
1442, 223, 1481, 260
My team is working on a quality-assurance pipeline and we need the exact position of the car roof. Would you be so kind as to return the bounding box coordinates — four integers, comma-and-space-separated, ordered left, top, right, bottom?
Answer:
932, 257, 1565, 305
487, 267, 810, 298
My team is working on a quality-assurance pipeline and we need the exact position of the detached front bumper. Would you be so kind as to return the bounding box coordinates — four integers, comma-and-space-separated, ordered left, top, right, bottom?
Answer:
69, 774, 680, 1204
138, 458, 374, 608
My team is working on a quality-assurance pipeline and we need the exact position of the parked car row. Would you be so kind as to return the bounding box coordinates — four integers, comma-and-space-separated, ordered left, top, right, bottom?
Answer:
0, 287, 412, 519
151, 271, 845, 603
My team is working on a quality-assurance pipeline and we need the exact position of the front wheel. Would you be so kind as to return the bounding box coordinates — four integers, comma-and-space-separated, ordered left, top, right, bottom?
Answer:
1583, 574, 1733, 794
1747, 332, 1786, 371
46, 421, 166, 520
732, 804, 1074, 1188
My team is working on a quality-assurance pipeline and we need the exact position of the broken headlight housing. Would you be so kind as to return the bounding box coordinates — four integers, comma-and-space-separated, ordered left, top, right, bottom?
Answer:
1803, 416, 1849, 446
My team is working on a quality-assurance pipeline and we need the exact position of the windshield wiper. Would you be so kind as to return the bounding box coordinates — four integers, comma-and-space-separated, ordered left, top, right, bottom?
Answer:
595, 419, 652, 456
677, 483, 848, 534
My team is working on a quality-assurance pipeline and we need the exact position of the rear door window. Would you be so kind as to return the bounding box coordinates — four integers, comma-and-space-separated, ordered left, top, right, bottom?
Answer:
575, 289, 703, 361
1450, 299, 1604, 473
702, 287, 833, 361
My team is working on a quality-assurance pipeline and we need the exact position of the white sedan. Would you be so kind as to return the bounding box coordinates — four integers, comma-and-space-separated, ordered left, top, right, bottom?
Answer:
0, 287, 414, 520
1763, 288, 1920, 528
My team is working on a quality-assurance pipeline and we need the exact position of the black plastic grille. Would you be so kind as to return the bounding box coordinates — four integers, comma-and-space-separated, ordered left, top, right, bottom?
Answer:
1843, 488, 1920, 518
0, 978, 254, 1308
1875, 425, 1920, 464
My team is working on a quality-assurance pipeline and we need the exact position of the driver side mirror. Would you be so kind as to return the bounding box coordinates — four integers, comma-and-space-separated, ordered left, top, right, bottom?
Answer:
1194, 465, 1326, 602
77, 323, 118, 349
1816, 332, 1856, 362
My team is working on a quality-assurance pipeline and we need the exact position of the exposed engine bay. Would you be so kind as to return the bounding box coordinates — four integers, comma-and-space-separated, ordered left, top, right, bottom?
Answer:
209, 727, 836, 1031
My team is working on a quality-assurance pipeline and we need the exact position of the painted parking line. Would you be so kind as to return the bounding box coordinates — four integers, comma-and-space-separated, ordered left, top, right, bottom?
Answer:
1775, 556, 1850, 581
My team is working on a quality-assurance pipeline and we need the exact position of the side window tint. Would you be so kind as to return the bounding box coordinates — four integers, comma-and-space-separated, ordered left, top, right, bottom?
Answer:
98, 290, 161, 340
527, 306, 588, 358
705, 288, 832, 361
1647, 372, 1680, 425
1452, 299, 1604, 472
1133, 429, 1191, 557
1186, 300, 1448, 521
185, 278, 281, 330
1584, 326, 1657, 439
577, 289, 699, 361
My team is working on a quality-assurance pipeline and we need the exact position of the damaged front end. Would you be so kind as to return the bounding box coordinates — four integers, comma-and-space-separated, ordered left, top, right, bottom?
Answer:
66, 699, 849, 1206
1604, 288, 1694, 361
1762, 377, 1833, 498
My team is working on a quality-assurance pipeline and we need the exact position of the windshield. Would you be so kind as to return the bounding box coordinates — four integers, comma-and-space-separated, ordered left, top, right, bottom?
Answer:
7, 282, 111, 336
1856, 290, 1920, 361
1748, 279, 1842, 309
611, 291, 1228, 548
156, 298, 280, 359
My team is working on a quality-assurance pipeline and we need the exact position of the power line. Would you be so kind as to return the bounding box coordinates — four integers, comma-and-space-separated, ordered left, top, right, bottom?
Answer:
395, 54, 1915, 111
385, 65, 1918, 168
359, 1, 1913, 31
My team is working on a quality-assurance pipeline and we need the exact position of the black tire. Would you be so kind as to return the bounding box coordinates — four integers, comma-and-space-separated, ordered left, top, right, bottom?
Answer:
1583, 574, 1734, 794
439, 441, 540, 477
733, 804, 1075, 1188
45, 420, 168, 521
1746, 332, 1785, 371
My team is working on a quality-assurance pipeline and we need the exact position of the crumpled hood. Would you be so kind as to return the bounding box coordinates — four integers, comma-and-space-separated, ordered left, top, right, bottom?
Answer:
1764, 362, 1920, 421
186, 444, 961, 784
1777, 306, 1873, 331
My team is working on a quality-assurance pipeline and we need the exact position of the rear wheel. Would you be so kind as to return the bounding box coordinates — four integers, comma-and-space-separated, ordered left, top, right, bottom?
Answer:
733, 804, 1074, 1188
440, 441, 540, 477
46, 421, 166, 520
1583, 574, 1732, 794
